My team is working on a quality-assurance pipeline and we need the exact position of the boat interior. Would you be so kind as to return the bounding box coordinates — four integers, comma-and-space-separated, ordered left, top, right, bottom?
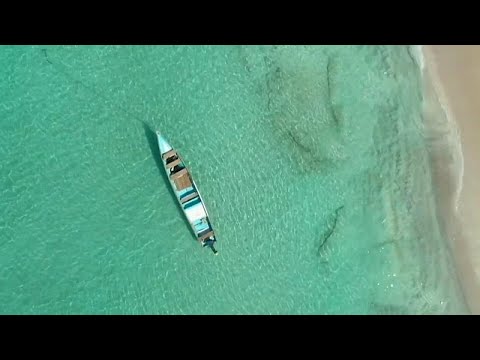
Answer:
163, 150, 192, 191
163, 149, 215, 241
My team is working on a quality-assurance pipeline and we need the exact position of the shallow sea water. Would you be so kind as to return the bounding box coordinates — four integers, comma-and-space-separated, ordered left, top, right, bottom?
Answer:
0, 45, 468, 314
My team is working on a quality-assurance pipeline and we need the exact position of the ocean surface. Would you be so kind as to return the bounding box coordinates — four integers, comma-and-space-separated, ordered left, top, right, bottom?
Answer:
0, 45, 469, 314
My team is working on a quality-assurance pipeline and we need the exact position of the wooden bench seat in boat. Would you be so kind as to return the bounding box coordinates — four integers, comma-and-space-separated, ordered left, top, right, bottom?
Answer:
198, 230, 214, 242
181, 191, 199, 204
162, 149, 177, 160
171, 168, 192, 190
171, 168, 187, 180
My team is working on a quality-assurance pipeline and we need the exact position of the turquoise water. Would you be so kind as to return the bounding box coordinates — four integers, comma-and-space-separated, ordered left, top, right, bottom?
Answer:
0, 45, 468, 314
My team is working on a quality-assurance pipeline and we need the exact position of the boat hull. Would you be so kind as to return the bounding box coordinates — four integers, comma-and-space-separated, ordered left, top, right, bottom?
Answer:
156, 131, 217, 253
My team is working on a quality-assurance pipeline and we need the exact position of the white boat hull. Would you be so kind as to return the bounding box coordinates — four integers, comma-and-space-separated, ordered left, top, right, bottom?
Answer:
156, 131, 218, 254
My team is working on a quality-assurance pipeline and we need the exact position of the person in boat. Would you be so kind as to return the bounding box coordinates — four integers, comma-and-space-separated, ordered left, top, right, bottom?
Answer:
202, 237, 218, 255
167, 154, 179, 174
170, 164, 181, 174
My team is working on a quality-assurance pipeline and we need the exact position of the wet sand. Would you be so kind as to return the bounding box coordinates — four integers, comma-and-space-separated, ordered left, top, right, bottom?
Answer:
423, 45, 480, 314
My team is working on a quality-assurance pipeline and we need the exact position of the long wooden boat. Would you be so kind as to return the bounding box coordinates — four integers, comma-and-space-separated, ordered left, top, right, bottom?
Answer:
156, 131, 218, 255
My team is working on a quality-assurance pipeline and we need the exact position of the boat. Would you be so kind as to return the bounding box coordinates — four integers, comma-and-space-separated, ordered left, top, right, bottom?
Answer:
156, 131, 218, 255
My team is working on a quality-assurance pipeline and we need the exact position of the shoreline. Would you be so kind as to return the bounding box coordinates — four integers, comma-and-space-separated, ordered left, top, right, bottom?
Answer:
421, 45, 480, 314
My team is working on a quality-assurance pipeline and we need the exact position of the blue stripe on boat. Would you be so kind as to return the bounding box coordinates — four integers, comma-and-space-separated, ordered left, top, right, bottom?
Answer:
183, 197, 202, 210
180, 188, 196, 200
194, 220, 209, 234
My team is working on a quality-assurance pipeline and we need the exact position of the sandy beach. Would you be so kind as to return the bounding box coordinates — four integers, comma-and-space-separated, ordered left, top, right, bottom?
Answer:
423, 45, 480, 314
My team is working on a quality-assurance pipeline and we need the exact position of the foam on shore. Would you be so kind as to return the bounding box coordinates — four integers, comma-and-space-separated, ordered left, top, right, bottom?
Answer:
420, 45, 480, 314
